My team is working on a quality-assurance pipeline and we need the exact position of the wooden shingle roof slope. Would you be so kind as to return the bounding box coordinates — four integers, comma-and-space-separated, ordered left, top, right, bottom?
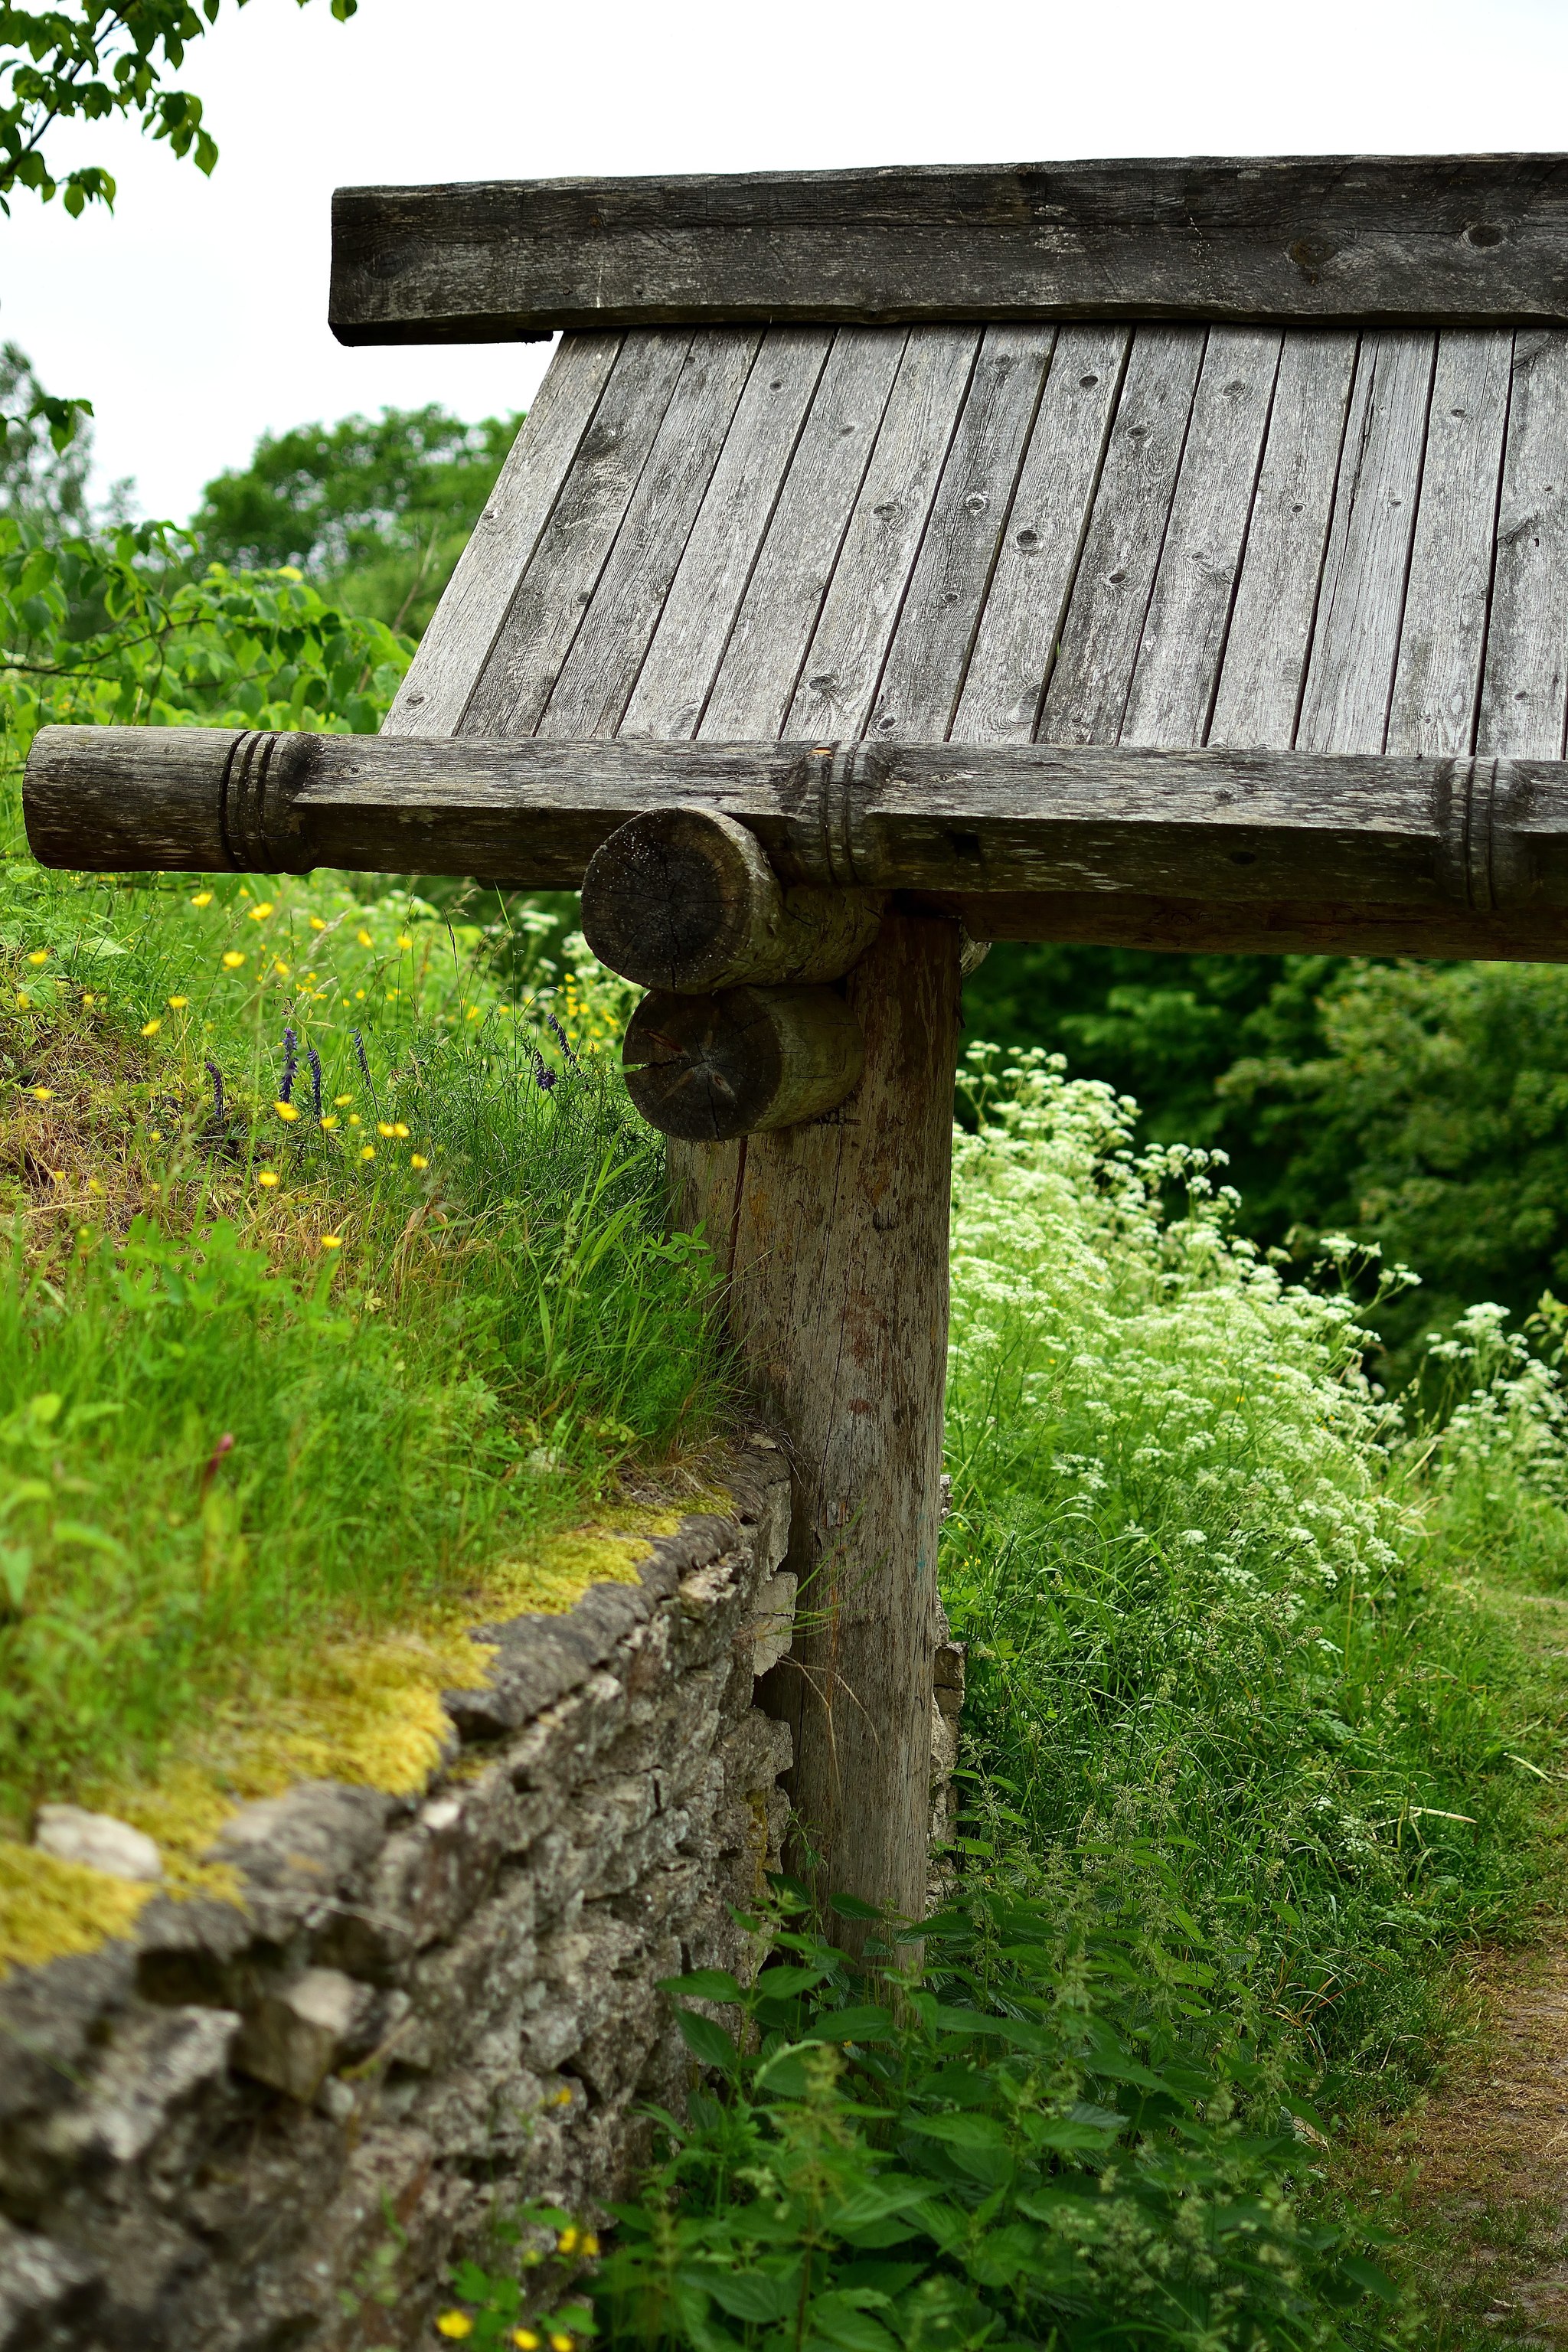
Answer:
385, 315, 1568, 954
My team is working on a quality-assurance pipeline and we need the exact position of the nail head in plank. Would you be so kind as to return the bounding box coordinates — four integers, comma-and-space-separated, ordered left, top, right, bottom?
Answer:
1207, 331, 1358, 749
786, 324, 981, 742
952, 323, 1129, 741
1039, 325, 1208, 745
1386, 329, 1514, 755
537, 329, 761, 740
332, 156, 1568, 343
1295, 329, 1436, 753
699, 328, 906, 740
866, 323, 1056, 743
1478, 328, 1568, 759
1121, 325, 1283, 747
461, 329, 692, 737
384, 333, 619, 738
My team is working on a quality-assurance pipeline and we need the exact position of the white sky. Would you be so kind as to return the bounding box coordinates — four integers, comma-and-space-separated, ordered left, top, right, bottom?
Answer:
5, 0, 1568, 522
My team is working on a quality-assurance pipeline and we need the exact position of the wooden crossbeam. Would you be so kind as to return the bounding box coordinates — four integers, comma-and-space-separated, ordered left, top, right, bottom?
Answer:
23, 726, 1568, 962
329, 155, 1568, 345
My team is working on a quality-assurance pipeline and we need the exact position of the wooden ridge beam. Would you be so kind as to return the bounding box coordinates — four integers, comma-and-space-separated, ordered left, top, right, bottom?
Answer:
329, 155, 1568, 343
23, 727, 1568, 959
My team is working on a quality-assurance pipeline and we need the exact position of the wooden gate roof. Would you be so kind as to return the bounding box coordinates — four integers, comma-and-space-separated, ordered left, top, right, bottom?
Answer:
388, 320, 1568, 787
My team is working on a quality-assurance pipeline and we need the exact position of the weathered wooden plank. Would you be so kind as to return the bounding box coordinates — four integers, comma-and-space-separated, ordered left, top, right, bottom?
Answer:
1478, 329, 1568, 759
1296, 330, 1436, 753
700, 329, 906, 740
1039, 325, 1207, 744
619, 329, 834, 740
1121, 326, 1282, 746
865, 324, 1055, 741
785, 325, 981, 741
1386, 330, 1514, 754
383, 334, 619, 738
919, 887, 1568, 959
952, 325, 1129, 740
35, 725, 1568, 929
1207, 332, 1359, 748
461, 330, 692, 737
537, 330, 761, 740
331, 156, 1568, 343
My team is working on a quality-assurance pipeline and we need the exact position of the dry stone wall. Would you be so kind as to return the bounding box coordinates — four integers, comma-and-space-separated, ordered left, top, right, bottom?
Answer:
0, 1442, 801, 2352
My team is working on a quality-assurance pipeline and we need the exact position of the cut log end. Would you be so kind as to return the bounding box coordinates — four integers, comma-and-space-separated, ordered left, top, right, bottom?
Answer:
622, 984, 864, 1140
582, 804, 883, 991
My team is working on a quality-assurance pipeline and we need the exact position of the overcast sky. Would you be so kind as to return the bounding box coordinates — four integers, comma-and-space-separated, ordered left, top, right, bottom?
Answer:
5, 0, 1568, 523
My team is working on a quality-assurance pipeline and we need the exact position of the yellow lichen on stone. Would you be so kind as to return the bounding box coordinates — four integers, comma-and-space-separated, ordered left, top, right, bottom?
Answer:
476, 1529, 650, 1618
0, 1843, 156, 1973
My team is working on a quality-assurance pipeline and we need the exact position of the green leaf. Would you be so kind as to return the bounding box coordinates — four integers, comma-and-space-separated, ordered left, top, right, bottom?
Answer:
660, 1969, 744, 2004
701, 2266, 800, 2322
675, 2010, 737, 2070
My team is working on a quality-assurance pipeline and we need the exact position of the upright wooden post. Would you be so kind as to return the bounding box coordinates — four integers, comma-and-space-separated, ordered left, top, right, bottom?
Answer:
674, 913, 961, 1933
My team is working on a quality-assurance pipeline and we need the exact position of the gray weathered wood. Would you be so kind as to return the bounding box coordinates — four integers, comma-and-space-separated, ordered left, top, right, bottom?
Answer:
331, 156, 1568, 344
1387, 329, 1514, 754
462, 331, 692, 736
952, 325, 1129, 740
919, 887, 1568, 959
1296, 331, 1436, 752
620, 329, 834, 740
786, 325, 981, 740
1478, 328, 1568, 758
384, 334, 619, 737
1121, 328, 1282, 746
31, 725, 1568, 937
1207, 332, 1358, 747
581, 805, 883, 988
701, 329, 906, 740
537, 332, 761, 739
1039, 326, 1207, 743
622, 982, 865, 1138
866, 325, 1055, 740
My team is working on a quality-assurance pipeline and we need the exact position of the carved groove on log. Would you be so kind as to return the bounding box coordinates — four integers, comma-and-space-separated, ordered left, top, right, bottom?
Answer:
581, 805, 884, 990
622, 985, 865, 1140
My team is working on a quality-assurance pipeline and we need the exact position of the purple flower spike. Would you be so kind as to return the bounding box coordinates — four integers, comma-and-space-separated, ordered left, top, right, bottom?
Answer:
307, 1045, 323, 1120
204, 1059, 225, 1121
531, 1049, 557, 1093
546, 1011, 583, 1076
279, 1027, 298, 1105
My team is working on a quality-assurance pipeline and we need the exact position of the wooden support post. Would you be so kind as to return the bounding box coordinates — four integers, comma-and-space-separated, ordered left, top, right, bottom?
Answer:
674, 912, 961, 1937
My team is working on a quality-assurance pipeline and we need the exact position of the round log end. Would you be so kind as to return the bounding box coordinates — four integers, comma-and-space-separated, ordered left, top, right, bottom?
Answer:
622, 984, 865, 1140
24, 726, 243, 872
583, 805, 779, 991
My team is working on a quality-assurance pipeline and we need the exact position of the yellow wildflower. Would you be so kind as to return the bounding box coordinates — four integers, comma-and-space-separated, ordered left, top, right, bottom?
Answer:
26, 949, 48, 965
580, 2235, 599, 2259
14, 993, 28, 1009
30, 1086, 54, 1102
354, 988, 366, 1001
393, 1122, 410, 1138
436, 2320, 473, 2342
168, 995, 189, 1010
334, 1093, 353, 1106
550, 2334, 573, 2350
360, 1145, 375, 1161
257, 1171, 279, 1189
309, 915, 326, 931
222, 952, 246, 971
396, 932, 413, 949
377, 1122, 395, 1138
191, 890, 214, 908
320, 1233, 343, 1251
466, 1005, 481, 1021
357, 928, 373, 948
321, 1114, 340, 1131
348, 1113, 363, 1127
140, 1018, 162, 1037
273, 960, 291, 978
514, 2334, 541, 2351
247, 901, 275, 922
557, 2228, 579, 2255
385, 987, 400, 1000
275, 1102, 300, 1123
87, 1178, 104, 1196
410, 1153, 428, 1171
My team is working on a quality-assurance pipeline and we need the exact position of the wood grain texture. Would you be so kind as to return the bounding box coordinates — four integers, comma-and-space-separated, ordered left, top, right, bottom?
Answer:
1207, 331, 1358, 748
537, 331, 761, 739
867, 324, 1055, 741
952, 324, 1129, 740
700, 329, 906, 740
1121, 327, 1282, 746
331, 156, 1568, 344
1387, 330, 1514, 753
384, 334, 619, 738
622, 982, 865, 1138
1478, 328, 1568, 758
916, 887, 1568, 958
786, 325, 981, 740
1296, 331, 1436, 752
620, 328, 833, 740
720, 913, 961, 1933
462, 331, 692, 736
1039, 325, 1207, 744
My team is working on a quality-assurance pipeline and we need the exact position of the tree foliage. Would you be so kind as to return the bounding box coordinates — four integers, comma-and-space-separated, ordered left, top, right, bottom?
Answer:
191, 403, 523, 636
0, 0, 355, 215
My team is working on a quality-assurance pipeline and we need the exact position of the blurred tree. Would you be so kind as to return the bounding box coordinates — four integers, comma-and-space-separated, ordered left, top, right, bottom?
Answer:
0, 343, 92, 529
191, 405, 524, 637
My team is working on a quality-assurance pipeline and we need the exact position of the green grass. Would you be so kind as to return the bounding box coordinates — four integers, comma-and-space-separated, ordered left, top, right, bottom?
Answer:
0, 786, 729, 1828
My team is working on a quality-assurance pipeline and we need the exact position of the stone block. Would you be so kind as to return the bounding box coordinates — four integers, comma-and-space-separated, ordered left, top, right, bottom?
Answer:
33, 1807, 162, 1886
233, 1968, 374, 2105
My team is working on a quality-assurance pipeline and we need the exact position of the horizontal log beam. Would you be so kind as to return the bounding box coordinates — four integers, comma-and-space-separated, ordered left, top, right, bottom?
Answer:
22, 724, 1568, 959
329, 155, 1568, 342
